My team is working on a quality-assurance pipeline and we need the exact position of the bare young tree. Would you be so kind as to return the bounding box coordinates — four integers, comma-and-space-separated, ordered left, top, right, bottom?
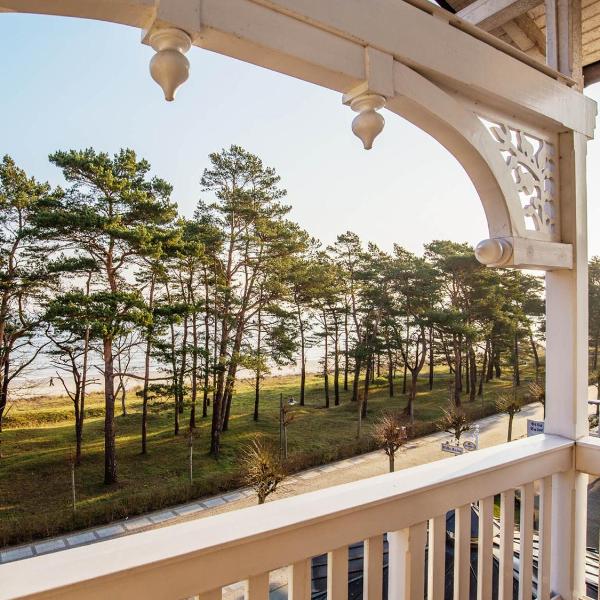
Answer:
528, 382, 546, 418
437, 404, 471, 443
495, 393, 521, 442
372, 412, 408, 472
240, 436, 285, 504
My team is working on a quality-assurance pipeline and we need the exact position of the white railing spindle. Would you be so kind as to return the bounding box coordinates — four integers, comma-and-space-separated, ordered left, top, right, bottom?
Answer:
519, 483, 534, 600
538, 476, 553, 599
246, 573, 269, 600
499, 490, 516, 600
453, 505, 471, 600
327, 546, 348, 600
363, 535, 383, 600
389, 522, 427, 599
427, 515, 446, 600
288, 560, 311, 600
477, 496, 494, 600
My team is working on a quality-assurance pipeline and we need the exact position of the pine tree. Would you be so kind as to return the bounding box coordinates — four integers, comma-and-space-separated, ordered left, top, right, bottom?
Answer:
0, 156, 55, 455
36, 148, 177, 484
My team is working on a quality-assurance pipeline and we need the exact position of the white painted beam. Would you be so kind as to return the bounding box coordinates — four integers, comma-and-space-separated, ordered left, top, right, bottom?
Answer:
0, 0, 154, 27
509, 238, 573, 270
244, 0, 595, 136
3, 0, 594, 136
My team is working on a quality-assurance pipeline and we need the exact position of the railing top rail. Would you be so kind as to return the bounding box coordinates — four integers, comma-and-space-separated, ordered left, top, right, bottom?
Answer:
0, 434, 573, 600
575, 434, 600, 475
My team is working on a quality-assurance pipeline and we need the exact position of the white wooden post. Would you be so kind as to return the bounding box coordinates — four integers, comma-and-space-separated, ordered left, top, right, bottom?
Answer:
363, 536, 383, 600
453, 505, 471, 600
288, 560, 311, 600
518, 483, 534, 600
427, 515, 446, 600
545, 130, 590, 599
477, 497, 494, 600
246, 573, 270, 600
388, 523, 427, 599
499, 490, 515, 600
327, 546, 348, 600
538, 476, 553, 599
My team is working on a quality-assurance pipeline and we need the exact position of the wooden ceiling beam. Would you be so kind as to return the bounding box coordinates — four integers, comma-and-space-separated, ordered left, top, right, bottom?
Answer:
583, 59, 600, 85
514, 14, 546, 52
458, 0, 543, 31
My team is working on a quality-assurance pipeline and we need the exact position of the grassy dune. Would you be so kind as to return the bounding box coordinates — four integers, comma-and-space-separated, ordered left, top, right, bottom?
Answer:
0, 371, 528, 547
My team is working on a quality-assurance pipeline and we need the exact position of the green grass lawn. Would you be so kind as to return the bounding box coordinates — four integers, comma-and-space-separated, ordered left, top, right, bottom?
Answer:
0, 370, 530, 547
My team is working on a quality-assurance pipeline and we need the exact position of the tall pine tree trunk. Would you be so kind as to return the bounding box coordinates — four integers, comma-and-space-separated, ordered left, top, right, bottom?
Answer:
334, 347, 340, 405
407, 373, 418, 423
465, 350, 470, 395
453, 335, 462, 407
297, 302, 306, 406
352, 355, 362, 402
428, 326, 434, 391
478, 340, 489, 397
486, 341, 495, 381
362, 351, 371, 418
178, 315, 189, 415
190, 311, 198, 428
343, 309, 349, 391
210, 322, 229, 456
254, 306, 262, 421
76, 313, 90, 465
513, 331, 520, 386
323, 311, 330, 408
529, 330, 540, 384
203, 273, 211, 418
402, 319, 409, 394
468, 345, 477, 403
387, 343, 394, 398
103, 336, 117, 484
141, 274, 155, 455
494, 349, 501, 378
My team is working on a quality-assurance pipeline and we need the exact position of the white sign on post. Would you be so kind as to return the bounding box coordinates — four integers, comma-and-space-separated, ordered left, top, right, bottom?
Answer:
527, 419, 544, 437
441, 429, 479, 455
441, 441, 464, 455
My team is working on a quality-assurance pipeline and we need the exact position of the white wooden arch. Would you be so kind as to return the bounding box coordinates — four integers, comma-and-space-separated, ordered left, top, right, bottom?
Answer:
1, 0, 596, 270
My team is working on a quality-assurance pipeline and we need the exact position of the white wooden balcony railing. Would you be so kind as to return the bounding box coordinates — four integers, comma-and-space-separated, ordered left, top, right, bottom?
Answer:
3, 434, 600, 600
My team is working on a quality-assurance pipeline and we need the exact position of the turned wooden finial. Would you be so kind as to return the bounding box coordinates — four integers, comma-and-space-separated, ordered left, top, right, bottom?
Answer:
349, 94, 386, 150
149, 28, 192, 101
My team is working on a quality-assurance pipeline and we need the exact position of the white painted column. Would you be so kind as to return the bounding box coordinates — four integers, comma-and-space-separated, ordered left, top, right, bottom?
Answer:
545, 130, 589, 599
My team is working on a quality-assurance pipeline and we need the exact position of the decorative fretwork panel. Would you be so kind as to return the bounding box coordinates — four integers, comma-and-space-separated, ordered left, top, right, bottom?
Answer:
479, 117, 557, 239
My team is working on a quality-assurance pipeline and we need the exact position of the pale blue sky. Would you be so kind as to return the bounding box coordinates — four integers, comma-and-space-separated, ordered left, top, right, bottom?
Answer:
1, 13, 599, 256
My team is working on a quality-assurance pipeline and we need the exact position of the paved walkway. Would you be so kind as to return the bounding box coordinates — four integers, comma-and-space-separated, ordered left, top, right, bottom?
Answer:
1, 390, 597, 567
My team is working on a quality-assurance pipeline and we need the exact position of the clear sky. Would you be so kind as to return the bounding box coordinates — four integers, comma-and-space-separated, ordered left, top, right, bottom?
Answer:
1, 13, 599, 256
